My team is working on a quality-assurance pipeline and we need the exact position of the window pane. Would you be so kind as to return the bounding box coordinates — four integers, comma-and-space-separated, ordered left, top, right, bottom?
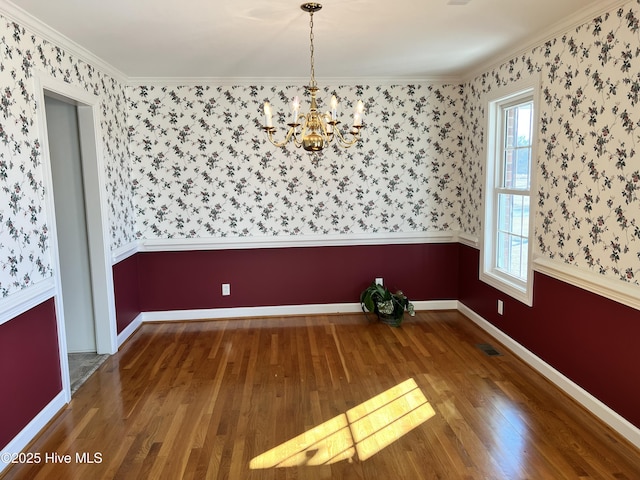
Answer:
502, 149, 515, 188
519, 238, 529, 278
498, 194, 511, 232
513, 195, 523, 236
514, 147, 531, 189
504, 108, 517, 148
496, 231, 527, 281
516, 103, 533, 146
502, 102, 533, 190
496, 231, 510, 270
522, 196, 530, 236
498, 193, 529, 236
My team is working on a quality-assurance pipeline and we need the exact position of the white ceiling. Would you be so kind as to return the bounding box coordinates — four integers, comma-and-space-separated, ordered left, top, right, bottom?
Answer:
5, 0, 624, 81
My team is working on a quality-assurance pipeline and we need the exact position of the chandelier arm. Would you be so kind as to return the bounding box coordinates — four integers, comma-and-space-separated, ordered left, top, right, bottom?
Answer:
331, 125, 362, 148
293, 113, 311, 148
318, 112, 335, 145
264, 125, 299, 148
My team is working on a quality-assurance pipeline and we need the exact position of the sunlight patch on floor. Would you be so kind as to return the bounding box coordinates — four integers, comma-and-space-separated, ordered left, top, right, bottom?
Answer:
249, 378, 435, 469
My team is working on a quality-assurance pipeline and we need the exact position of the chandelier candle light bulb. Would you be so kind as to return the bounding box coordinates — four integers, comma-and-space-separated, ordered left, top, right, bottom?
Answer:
330, 95, 338, 120
354, 100, 364, 127
291, 96, 301, 123
264, 102, 273, 128
262, 3, 364, 152
326, 112, 333, 133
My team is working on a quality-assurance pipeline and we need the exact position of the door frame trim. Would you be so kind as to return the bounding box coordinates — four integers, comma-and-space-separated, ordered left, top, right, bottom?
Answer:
34, 72, 117, 399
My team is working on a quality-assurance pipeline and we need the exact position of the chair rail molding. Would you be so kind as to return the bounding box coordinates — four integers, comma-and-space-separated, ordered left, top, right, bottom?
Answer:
534, 256, 640, 312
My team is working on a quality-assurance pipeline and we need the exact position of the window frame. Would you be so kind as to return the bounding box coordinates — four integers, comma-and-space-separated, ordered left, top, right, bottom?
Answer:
480, 77, 539, 307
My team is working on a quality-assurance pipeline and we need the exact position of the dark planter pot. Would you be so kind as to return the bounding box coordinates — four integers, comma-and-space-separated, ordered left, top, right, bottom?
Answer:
377, 312, 403, 327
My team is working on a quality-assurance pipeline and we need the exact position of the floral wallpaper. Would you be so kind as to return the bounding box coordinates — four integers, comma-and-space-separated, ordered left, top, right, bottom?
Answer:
0, 14, 134, 298
3, 0, 640, 300
461, 0, 640, 284
127, 83, 462, 238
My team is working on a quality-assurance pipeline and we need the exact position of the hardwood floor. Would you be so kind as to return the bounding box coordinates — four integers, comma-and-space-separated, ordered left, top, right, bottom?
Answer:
2, 311, 639, 479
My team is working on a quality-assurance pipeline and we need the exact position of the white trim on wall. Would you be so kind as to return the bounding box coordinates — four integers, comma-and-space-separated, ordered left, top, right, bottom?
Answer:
112, 241, 141, 264
136, 300, 458, 325
140, 231, 458, 253
0, 0, 625, 88
534, 256, 640, 312
461, 0, 630, 81
463, 242, 640, 314
112, 235, 640, 316
34, 72, 119, 356
457, 232, 480, 249
458, 302, 640, 450
111, 232, 468, 268
109, 232, 472, 267
117, 313, 143, 348
127, 76, 463, 87
0, 0, 127, 84
0, 278, 55, 326
0, 390, 66, 473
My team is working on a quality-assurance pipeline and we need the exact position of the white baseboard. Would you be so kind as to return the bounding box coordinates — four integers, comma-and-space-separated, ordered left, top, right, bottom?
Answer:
117, 300, 457, 347
413, 300, 458, 311
139, 300, 458, 323
457, 302, 640, 450
117, 313, 143, 348
0, 390, 66, 475
141, 303, 361, 322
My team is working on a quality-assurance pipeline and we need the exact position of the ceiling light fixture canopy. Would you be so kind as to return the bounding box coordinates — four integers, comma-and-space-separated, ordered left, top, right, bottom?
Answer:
262, 3, 364, 152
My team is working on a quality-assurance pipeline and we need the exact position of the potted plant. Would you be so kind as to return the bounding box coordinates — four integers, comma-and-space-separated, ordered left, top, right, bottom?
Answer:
359, 281, 415, 327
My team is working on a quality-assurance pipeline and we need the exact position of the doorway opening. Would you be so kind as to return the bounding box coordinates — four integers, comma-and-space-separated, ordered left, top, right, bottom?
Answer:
37, 75, 117, 398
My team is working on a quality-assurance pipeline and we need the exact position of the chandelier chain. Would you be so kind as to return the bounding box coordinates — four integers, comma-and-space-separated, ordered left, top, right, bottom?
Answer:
309, 12, 316, 87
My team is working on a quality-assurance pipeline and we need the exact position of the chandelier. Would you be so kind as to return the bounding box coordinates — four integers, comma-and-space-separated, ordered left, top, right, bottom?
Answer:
262, 3, 364, 152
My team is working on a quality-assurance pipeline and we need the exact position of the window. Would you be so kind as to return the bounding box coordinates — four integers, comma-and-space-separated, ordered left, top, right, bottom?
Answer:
481, 81, 538, 306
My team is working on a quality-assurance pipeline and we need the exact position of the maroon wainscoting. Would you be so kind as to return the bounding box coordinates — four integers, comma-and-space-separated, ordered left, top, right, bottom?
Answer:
137, 243, 459, 312
0, 298, 61, 449
113, 254, 141, 334
458, 244, 640, 429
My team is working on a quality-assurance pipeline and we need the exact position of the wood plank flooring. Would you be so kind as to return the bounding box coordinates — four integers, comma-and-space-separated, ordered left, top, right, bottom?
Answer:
2, 311, 639, 479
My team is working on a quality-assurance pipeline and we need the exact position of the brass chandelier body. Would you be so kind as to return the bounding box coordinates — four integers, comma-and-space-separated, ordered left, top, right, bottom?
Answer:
262, 3, 364, 152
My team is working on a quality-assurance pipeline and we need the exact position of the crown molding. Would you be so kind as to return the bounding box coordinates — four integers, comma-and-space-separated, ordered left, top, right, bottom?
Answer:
126, 76, 462, 87
0, 1, 460, 88
2, 0, 629, 88
0, 0, 127, 84
461, 0, 631, 82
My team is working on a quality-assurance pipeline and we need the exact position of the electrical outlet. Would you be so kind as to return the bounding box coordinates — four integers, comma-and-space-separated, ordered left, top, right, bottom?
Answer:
497, 299, 504, 315
222, 283, 231, 296
375, 277, 383, 286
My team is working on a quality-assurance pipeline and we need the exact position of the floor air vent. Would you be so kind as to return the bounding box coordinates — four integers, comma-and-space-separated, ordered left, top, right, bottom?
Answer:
476, 343, 502, 356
